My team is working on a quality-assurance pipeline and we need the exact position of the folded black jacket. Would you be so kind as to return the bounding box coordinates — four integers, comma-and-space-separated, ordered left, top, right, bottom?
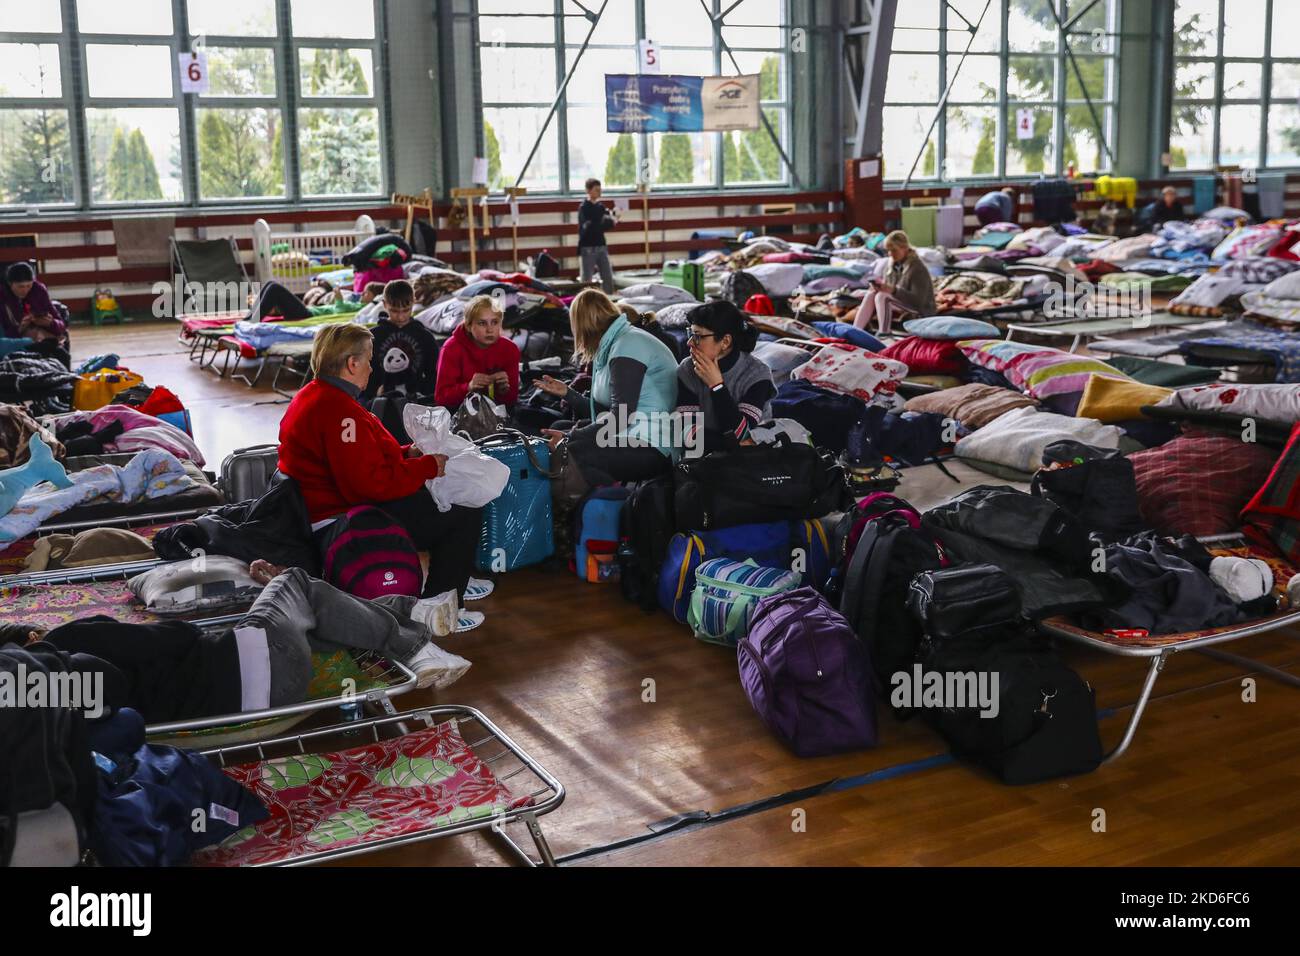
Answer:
1080, 532, 1243, 635
154, 474, 319, 573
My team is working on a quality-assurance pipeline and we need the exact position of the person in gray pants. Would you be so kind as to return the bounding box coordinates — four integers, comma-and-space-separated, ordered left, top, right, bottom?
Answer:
577, 177, 617, 293
12, 566, 463, 726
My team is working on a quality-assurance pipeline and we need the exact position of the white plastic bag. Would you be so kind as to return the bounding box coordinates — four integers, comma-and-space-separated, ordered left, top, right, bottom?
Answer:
402, 403, 510, 511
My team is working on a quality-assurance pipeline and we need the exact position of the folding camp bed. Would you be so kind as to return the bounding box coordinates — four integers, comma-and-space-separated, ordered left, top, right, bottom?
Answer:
195, 705, 565, 867
266, 340, 315, 397
1086, 319, 1232, 359
1003, 311, 1208, 353
147, 631, 417, 750
1038, 534, 1300, 764
0, 575, 416, 748
1040, 609, 1300, 764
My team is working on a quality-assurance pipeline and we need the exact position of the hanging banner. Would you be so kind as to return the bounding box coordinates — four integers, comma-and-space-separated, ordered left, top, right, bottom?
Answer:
605, 74, 760, 133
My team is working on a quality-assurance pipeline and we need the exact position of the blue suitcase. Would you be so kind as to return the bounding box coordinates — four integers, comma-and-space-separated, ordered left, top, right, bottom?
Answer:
476, 433, 554, 572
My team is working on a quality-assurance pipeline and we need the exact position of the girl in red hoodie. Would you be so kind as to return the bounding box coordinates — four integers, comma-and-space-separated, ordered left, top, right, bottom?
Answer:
434, 295, 521, 409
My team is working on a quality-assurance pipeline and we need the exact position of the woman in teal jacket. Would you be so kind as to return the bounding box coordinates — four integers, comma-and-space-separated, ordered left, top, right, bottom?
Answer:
538, 289, 678, 486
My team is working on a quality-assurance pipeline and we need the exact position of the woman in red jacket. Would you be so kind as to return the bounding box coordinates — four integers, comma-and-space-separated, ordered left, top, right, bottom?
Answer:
278, 324, 492, 629
434, 295, 521, 409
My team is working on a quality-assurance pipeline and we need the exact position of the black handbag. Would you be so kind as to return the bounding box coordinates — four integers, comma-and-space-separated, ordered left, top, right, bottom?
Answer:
1032, 441, 1144, 542
674, 437, 850, 531
906, 563, 1022, 645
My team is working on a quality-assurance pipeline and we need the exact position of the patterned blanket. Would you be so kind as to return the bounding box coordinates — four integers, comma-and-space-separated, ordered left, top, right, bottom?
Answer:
196, 719, 532, 866
0, 449, 194, 547
1179, 321, 1300, 383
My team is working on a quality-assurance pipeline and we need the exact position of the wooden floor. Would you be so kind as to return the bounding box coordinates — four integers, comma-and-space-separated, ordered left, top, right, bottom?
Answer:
74, 321, 1300, 867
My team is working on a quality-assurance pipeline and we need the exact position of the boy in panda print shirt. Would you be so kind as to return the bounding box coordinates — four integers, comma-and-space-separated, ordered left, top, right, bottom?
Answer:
363, 279, 440, 400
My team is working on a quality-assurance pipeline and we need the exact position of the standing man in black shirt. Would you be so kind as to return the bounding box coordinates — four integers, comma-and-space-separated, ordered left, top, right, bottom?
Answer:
578, 177, 618, 293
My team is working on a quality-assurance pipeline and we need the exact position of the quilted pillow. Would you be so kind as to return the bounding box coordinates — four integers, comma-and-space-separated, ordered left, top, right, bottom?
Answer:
793, 343, 909, 402
1154, 383, 1300, 423
904, 382, 1037, 430
880, 336, 967, 377
1241, 423, 1300, 564
1260, 270, 1300, 301
1074, 375, 1173, 424
1128, 433, 1281, 537
652, 301, 699, 330
810, 321, 885, 352
903, 316, 1000, 340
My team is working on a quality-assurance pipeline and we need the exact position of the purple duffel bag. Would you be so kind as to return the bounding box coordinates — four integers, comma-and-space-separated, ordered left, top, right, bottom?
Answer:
738, 586, 877, 758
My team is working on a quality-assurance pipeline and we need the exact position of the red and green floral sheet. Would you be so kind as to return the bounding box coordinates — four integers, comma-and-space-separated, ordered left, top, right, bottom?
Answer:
195, 719, 532, 867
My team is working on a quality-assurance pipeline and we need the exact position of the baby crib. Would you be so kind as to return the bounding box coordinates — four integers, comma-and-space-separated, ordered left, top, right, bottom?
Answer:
252, 215, 376, 296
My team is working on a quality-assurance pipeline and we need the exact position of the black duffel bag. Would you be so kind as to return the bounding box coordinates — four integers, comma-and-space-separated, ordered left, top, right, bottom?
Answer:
922, 631, 1103, 785
674, 437, 850, 531
906, 563, 1022, 645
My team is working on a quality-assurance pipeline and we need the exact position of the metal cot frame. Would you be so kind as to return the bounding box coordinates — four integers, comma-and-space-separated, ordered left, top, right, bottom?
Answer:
1040, 582, 1300, 765
201, 705, 566, 867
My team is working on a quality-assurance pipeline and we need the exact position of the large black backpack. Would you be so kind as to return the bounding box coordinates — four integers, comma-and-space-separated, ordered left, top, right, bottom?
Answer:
838, 508, 946, 699
617, 475, 676, 612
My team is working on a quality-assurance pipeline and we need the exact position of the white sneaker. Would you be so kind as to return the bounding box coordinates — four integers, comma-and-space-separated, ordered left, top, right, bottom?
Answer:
455, 610, 485, 633
402, 641, 472, 690
464, 577, 495, 602
410, 590, 458, 637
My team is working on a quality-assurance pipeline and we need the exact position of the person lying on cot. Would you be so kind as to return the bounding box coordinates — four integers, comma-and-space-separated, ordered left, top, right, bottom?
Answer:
0, 562, 467, 725
277, 323, 492, 628
243, 280, 363, 324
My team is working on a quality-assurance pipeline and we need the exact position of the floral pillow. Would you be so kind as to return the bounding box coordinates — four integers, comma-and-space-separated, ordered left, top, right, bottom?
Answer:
793, 343, 908, 402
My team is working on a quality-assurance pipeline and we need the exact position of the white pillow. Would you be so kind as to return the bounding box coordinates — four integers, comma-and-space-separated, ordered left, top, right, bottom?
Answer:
955, 406, 1122, 475
652, 301, 699, 330
128, 557, 263, 616
1155, 383, 1300, 423
618, 283, 698, 304
1260, 270, 1300, 301
744, 263, 806, 298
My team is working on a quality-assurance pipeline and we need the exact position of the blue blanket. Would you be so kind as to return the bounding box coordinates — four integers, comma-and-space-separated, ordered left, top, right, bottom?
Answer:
1180, 322, 1300, 383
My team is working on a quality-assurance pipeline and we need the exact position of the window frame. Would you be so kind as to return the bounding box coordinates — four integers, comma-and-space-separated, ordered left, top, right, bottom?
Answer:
0, 0, 391, 212
880, 0, 1120, 184
1170, 0, 1296, 172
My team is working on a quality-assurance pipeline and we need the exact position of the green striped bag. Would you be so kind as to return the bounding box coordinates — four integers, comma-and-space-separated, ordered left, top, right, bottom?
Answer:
687, 558, 800, 647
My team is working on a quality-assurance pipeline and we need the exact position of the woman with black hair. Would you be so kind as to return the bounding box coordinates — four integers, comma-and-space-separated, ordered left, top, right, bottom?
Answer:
675, 300, 776, 456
